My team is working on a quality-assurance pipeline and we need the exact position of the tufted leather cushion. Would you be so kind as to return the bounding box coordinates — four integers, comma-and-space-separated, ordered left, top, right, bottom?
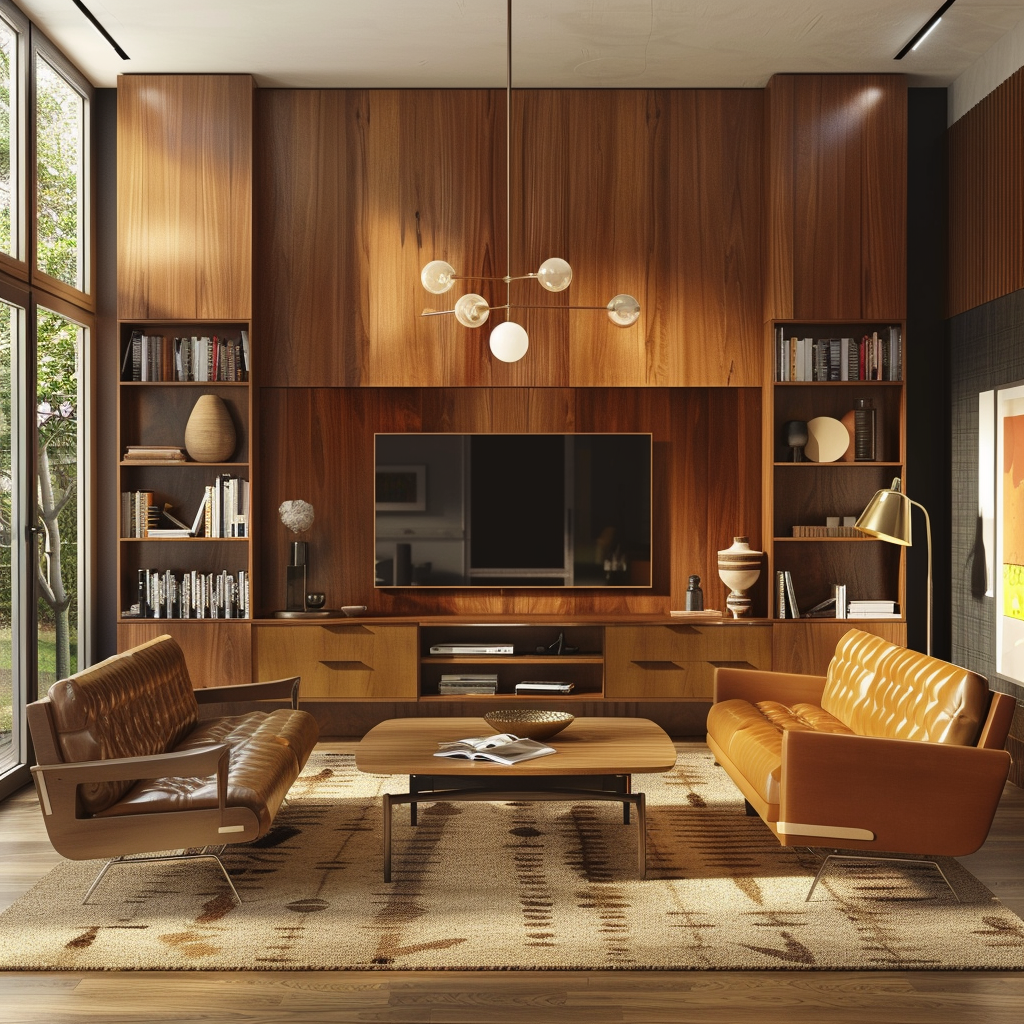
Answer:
96, 709, 320, 833
821, 629, 989, 745
707, 698, 853, 808
46, 636, 199, 814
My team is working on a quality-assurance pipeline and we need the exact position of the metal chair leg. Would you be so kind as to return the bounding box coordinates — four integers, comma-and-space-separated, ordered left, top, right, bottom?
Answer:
82, 849, 242, 906
806, 851, 960, 903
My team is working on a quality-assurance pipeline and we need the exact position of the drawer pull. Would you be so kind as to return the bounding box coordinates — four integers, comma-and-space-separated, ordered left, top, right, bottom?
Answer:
319, 660, 372, 671
631, 660, 684, 671
665, 625, 701, 636
709, 660, 758, 670
322, 624, 373, 635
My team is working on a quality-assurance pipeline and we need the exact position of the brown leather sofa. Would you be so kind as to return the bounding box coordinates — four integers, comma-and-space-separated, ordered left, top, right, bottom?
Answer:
706, 628, 1015, 856
26, 634, 319, 887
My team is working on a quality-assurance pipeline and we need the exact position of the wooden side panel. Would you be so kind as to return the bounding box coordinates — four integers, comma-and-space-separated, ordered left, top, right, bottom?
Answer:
256, 387, 763, 619
948, 66, 1024, 317
860, 76, 907, 319
195, 77, 253, 319
118, 75, 253, 320
117, 621, 252, 688
764, 77, 794, 321
652, 90, 764, 386
771, 620, 906, 676
118, 76, 197, 319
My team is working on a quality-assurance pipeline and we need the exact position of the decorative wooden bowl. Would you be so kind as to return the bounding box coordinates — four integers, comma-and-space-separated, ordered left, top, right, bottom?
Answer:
483, 709, 574, 741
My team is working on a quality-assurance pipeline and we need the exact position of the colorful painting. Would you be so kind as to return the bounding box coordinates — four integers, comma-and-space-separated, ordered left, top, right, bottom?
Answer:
995, 384, 1024, 684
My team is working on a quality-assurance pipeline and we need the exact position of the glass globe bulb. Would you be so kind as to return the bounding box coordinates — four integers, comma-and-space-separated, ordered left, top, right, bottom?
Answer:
489, 320, 529, 362
453, 293, 490, 328
606, 293, 641, 327
421, 260, 457, 294
536, 257, 573, 293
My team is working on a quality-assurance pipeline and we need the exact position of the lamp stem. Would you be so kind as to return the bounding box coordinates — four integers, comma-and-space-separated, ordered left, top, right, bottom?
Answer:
910, 497, 933, 656
505, 0, 512, 321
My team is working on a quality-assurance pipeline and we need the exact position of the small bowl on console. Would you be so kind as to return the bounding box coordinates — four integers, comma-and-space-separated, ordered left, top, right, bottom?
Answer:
483, 709, 574, 742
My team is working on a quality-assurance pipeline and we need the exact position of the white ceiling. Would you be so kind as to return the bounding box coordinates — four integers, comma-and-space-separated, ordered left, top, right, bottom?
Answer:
10, 0, 1024, 90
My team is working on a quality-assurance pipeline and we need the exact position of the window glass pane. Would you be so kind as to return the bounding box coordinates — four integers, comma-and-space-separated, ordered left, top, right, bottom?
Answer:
1, 300, 16, 770
0, 18, 17, 258
36, 308, 80, 687
35, 56, 83, 289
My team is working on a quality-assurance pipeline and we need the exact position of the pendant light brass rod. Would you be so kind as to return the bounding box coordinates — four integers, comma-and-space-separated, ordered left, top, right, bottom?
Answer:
505, 0, 512, 320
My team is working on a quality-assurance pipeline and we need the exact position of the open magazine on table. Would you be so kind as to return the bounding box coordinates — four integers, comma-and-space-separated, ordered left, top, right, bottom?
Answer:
434, 732, 556, 765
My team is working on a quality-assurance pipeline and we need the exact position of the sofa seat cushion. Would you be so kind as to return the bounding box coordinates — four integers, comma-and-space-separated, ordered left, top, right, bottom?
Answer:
707, 698, 853, 808
95, 709, 319, 835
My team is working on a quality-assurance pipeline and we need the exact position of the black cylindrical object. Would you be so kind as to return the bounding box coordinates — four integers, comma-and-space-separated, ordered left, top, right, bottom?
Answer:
853, 399, 876, 461
395, 543, 412, 586
685, 574, 704, 611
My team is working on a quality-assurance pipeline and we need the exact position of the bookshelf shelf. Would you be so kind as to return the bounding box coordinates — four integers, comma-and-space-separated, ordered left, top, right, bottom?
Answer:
773, 537, 880, 543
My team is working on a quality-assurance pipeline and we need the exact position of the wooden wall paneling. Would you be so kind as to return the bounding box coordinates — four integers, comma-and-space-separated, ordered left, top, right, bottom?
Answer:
860, 76, 907, 319
946, 115, 964, 316
506, 90, 571, 387
195, 76, 253, 319
567, 91, 658, 387
117, 76, 198, 319
764, 76, 795, 321
771, 620, 906, 676
117, 622, 252, 688
366, 90, 502, 387
670, 388, 711, 610
255, 90, 370, 386
792, 76, 863, 319
652, 90, 764, 386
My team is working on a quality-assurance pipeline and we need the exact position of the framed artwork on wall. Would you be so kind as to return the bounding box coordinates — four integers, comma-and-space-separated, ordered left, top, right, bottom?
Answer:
994, 381, 1024, 685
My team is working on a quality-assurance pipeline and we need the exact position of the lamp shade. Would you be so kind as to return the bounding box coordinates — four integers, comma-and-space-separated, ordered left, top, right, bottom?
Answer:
854, 477, 912, 545
489, 320, 529, 362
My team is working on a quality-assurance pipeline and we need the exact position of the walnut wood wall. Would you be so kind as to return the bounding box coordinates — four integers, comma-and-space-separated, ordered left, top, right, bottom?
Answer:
117, 75, 254, 320
256, 387, 762, 617
764, 75, 907, 321
255, 88, 764, 388
948, 66, 1024, 318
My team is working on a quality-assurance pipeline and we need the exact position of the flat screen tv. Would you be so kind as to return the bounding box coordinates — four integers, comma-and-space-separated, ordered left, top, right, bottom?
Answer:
374, 433, 652, 587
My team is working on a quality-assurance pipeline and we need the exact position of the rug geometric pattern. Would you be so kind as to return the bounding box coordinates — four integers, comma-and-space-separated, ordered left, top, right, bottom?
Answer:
1, 750, 1022, 971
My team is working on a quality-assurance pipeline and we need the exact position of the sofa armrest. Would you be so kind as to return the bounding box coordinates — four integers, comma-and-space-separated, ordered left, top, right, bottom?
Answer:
714, 666, 827, 706
193, 676, 301, 709
31, 744, 231, 819
779, 729, 1011, 856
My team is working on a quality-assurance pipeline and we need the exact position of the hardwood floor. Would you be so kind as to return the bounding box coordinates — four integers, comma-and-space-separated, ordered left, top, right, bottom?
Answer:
1, 741, 1023, 1024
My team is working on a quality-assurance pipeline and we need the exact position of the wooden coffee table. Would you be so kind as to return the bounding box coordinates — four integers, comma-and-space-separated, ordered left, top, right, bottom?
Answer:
355, 716, 677, 881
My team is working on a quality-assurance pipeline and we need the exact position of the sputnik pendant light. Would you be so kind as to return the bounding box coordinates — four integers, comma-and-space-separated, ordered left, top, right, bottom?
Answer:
419, 0, 640, 363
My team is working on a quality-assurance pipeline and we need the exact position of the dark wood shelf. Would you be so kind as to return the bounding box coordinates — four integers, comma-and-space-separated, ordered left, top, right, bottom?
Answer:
773, 461, 903, 468
119, 460, 248, 467
419, 692, 602, 702
773, 380, 902, 387
421, 654, 603, 666
119, 381, 249, 387
119, 536, 249, 543
774, 536, 879, 543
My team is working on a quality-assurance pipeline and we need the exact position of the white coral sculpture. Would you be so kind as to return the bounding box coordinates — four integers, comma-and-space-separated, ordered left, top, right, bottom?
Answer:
278, 499, 315, 534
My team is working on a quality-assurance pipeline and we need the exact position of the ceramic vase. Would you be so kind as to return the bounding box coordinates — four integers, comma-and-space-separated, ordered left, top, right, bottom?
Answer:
717, 536, 762, 618
184, 394, 236, 462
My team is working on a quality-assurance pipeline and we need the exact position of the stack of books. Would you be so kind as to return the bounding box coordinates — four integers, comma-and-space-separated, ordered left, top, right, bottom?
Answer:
438, 674, 498, 695
775, 570, 800, 618
514, 681, 574, 695
122, 331, 250, 382
122, 445, 186, 462
848, 600, 900, 619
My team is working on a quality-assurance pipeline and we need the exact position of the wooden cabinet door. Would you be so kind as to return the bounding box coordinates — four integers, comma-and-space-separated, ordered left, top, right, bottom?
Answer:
117, 621, 252, 689
765, 75, 906, 321
605, 624, 772, 699
254, 623, 418, 700
118, 75, 253, 320
772, 620, 906, 677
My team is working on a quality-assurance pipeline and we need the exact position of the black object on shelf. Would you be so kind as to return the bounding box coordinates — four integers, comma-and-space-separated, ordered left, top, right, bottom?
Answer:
783, 420, 808, 462
685, 574, 704, 611
535, 631, 580, 656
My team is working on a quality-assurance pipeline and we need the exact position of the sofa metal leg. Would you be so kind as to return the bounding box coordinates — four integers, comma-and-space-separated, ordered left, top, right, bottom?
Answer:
82, 848, 243, 906
805, 852, 960, 903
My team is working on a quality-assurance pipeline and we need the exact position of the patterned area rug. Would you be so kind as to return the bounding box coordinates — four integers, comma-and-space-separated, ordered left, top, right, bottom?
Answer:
1, 749, 1023, 971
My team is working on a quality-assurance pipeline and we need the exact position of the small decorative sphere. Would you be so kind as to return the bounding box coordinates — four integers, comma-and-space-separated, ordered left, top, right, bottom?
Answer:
454, 293, 490, 328
606, 293, 641, 327
489, 321, 529, 362
420, 260, 456, 294
279, 499, 315, 534
536, 257, 573, 292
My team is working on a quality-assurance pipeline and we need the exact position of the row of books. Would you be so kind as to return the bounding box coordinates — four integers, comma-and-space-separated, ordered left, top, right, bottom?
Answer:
126, 568, 250, 619
121, 331, 250, 382
776, 571, 901, 619
774, 328, 902, 382
775, 570, 801, 618
791, 525, 863, 537
120, 475, 249, 538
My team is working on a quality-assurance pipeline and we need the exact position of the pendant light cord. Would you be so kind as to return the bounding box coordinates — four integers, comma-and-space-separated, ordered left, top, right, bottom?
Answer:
506, 0, 512, 319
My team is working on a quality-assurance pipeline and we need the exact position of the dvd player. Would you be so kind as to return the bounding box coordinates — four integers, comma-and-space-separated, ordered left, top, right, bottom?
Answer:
429, 644, 515, 655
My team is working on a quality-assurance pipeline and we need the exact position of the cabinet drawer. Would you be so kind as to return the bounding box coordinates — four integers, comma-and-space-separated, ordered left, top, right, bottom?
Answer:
605, 624, 772, 699
254, 623, 418, 700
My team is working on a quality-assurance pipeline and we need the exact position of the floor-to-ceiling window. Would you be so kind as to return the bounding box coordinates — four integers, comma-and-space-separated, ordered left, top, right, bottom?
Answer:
0, 0, 92, 800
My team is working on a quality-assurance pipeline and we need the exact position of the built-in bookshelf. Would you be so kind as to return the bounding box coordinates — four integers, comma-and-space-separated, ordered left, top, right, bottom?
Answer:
116, 321, 253, 623
766, 321, 907, 629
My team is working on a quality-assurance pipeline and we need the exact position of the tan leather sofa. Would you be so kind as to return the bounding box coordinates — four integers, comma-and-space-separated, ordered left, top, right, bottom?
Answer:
27, 634, 319, 864
706, 628, 1015, 856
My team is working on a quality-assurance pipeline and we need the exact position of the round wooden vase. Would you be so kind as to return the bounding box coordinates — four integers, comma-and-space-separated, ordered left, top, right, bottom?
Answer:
184, 394, 236, 462
717, 536, 762, 618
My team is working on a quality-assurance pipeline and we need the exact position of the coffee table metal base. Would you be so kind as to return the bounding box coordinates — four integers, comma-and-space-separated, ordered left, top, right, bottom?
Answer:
382, 773, 646, 881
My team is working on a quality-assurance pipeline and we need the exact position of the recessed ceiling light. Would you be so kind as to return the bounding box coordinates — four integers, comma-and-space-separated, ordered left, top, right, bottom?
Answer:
894, 0, 958, 60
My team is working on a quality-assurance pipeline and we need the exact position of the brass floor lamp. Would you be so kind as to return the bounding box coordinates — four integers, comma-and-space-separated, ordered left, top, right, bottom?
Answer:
854, 477, 932, 655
